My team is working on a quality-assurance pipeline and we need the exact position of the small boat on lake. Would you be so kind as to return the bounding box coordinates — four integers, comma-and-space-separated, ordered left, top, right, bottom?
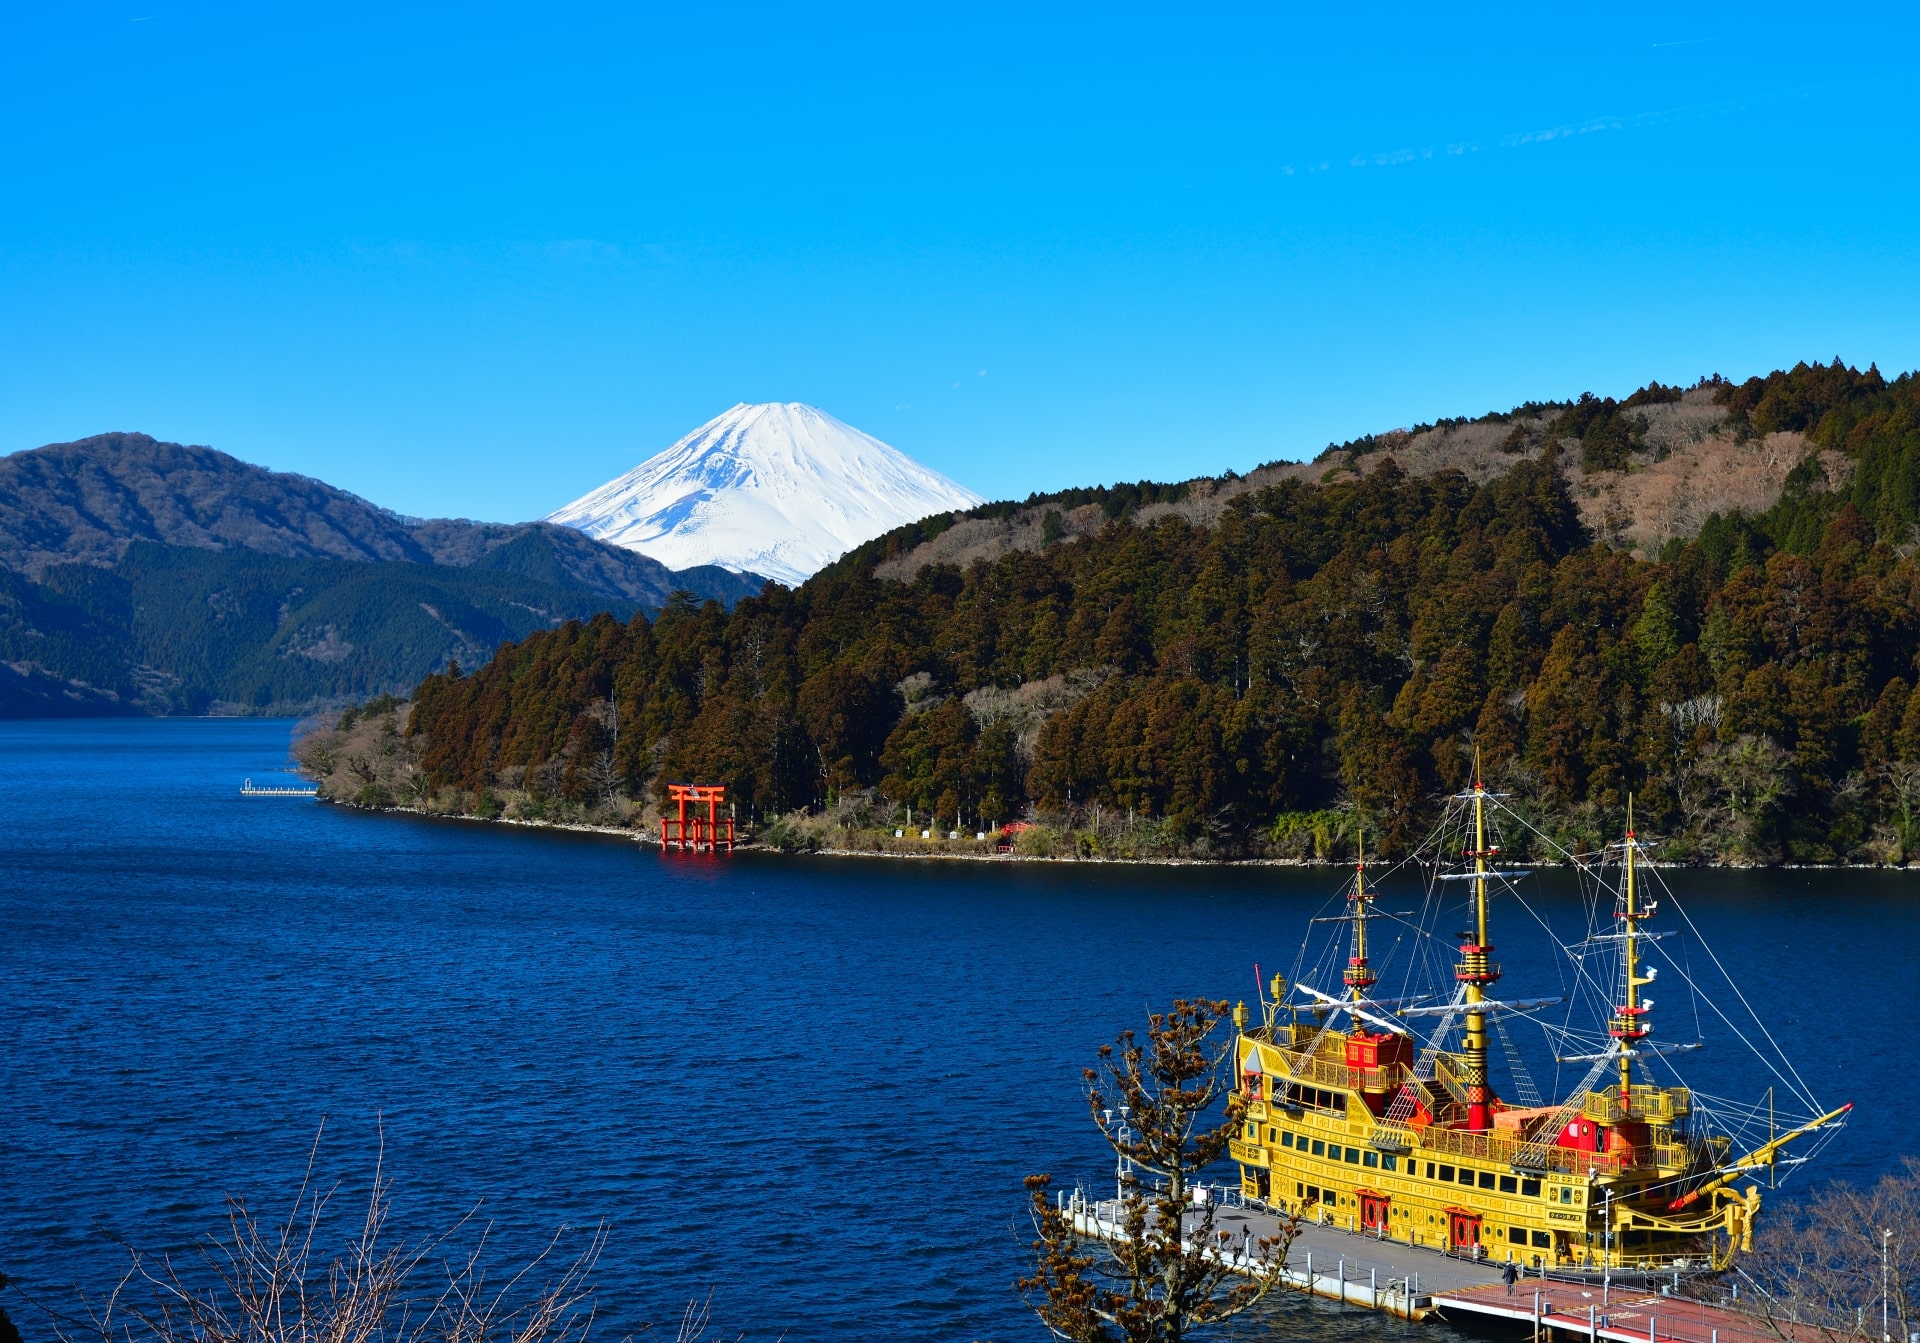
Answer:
1231, 766, 1849, 1276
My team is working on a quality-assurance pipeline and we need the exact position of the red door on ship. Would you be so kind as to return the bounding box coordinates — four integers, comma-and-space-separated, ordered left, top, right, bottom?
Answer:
1447, 1211, 1481, 1253
1360, 1193, 1390, 1232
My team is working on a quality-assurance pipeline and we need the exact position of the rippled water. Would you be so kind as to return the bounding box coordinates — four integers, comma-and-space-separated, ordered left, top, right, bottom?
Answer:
3, 719, 1913, 1340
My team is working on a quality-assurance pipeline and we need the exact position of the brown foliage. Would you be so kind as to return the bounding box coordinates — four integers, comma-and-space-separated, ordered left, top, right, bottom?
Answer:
28, 1130, 748, 1343
1742, 1157, 1920, 1342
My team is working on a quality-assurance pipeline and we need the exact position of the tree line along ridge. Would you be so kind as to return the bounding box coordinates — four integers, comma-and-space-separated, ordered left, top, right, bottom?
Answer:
399, 361, 1920, 863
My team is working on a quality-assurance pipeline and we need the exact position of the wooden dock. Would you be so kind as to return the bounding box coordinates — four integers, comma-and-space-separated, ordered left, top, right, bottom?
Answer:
1434, 1280, 1792, 1341
240, 778, 318, 797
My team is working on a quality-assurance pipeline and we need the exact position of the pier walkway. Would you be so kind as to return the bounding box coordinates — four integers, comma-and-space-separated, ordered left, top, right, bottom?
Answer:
1070, 1186, 1788, 1340
1434, 1280, 1792, 1342
1070, 1187, 1508, 1320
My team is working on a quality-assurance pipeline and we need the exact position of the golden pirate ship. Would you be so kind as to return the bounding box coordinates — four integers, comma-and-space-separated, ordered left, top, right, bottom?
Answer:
1231, 771, 1849, 1274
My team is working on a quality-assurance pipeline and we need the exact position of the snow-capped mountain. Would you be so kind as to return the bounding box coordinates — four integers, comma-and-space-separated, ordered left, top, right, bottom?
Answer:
544, 403, 985, 587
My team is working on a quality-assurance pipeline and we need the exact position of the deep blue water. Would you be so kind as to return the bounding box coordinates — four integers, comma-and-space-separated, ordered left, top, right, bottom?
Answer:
2, 719, 1915, 1341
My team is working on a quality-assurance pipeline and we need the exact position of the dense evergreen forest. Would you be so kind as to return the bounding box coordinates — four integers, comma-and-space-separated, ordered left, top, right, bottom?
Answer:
405, 362, 1920, 863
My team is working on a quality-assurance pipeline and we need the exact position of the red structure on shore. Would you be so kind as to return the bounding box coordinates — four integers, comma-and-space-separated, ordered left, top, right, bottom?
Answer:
661, 783, 734, 852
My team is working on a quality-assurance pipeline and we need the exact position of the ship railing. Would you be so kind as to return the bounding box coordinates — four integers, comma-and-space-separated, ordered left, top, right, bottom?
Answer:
1416, 1125, 1507, 1165
1267, 1049, 1411, 1096
1583, 1086, 1692, 1125
1415, 1124, 1634, 1177
1433, 1059, 1472, 1109
1270, 1049, 1353, 1089
1648, 1142, 1692, 1172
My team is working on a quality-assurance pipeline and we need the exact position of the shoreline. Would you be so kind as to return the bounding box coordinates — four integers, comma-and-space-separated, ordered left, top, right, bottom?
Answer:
312, 797, 1918, 871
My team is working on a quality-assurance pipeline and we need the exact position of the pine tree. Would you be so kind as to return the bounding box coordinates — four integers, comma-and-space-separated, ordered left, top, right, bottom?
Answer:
1018, 999, 1296, 1342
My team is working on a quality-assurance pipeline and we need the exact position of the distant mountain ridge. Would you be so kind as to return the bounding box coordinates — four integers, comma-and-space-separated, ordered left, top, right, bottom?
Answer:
0, 432, 767, 716
546, 403, 984, 585
0, 432, 765, 606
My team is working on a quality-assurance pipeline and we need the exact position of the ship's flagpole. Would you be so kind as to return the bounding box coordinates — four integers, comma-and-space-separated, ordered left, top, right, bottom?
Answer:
1614, 796, 1652, 1116
1460, 749, 1502, 1131
1345, 825, 1376, 1013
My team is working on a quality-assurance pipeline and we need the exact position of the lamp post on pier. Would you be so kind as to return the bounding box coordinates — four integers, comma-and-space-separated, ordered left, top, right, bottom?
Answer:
1883, 1227, 1893, 1343
1602, 1185, 1614, 1306
1101, 1106, 1133, 1202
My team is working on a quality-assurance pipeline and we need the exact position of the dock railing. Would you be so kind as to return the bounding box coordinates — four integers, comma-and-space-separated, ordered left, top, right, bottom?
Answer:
240, 778, 319, 797
1060, 1182, 1433, 1319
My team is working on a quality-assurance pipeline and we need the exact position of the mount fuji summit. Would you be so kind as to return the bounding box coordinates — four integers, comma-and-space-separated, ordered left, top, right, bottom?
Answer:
545, 403, 985, 586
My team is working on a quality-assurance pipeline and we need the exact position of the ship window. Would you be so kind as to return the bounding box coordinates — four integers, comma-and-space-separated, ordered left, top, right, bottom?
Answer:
1245, 1122, 1257, 1139
1281, 1131, 1294, 1148
1268, 1127, 1278, 1144
1500, 1176, 1518, 1194
1344, 1147, 1360, 1164
1297, 1182, 1304, 1197
1425, 1162, 1436, 1179
1311, 1139, 1325, 1157
1383, 1155, 1398, 1172
1363, 1151, 1378, 1168
1509, 1226, 1526, 1244
1560, 1187, 1573, 1204
1532, 1230, 1552, 1248
1478, 1171, 1496, 1190
1522, 1179, 1542, 1198
1438, 1165, 1455, 1182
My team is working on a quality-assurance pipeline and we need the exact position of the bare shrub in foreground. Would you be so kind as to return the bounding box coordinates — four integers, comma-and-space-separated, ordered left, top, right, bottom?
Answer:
33, 1131, 744, 1343
1741, 1156, 1919, 1342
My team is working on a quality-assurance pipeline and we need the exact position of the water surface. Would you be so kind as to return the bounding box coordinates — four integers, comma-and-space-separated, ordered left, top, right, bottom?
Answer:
2, 719, 1909, 1340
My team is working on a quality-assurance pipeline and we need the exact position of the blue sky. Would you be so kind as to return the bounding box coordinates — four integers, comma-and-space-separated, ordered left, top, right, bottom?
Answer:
3, 3, 1917, 522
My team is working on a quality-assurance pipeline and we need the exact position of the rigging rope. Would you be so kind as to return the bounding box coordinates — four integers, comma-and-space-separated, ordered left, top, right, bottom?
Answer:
1493, 1013, 1543, 1108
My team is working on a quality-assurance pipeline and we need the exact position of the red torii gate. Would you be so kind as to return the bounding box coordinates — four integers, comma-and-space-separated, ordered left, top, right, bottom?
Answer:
661, 783, 734, 852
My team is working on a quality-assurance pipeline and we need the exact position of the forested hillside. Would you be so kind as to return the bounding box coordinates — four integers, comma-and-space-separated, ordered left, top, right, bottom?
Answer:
402, 362, 1920, 864
0, 432, 764, 715
0, 542, 652, 715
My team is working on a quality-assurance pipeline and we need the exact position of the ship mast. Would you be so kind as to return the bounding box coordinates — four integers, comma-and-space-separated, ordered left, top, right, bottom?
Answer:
1612, 797, 1652, 1111
1343, 827, 1377, 1014
1458, 754, 1502, 1131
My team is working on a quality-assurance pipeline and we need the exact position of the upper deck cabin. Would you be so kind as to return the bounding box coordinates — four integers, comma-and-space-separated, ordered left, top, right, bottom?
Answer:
1239, 1019, 1696, 1175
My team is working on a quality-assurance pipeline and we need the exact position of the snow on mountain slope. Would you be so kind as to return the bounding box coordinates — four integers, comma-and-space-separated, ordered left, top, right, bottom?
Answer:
544, 403, 985, 586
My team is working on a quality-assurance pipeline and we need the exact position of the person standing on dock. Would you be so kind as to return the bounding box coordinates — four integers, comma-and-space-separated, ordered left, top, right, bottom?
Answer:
1501, 1261, 1517, 1296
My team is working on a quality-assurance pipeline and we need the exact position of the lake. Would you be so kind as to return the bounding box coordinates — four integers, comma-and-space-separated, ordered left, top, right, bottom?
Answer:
2, 718, 1913, 1341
